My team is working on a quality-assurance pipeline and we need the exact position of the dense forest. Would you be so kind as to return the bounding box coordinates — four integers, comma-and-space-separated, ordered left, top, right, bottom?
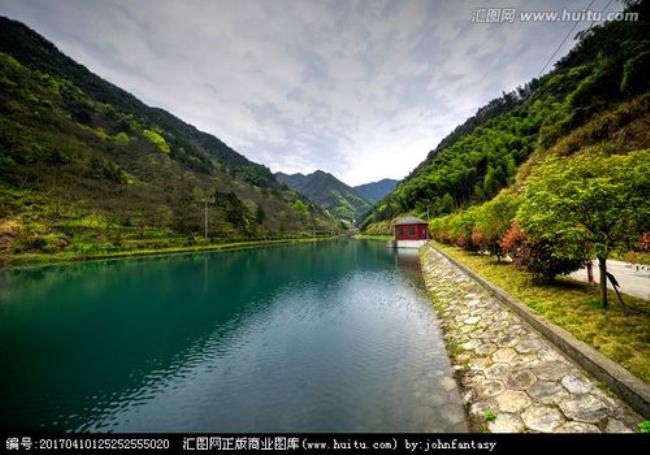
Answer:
0, 17, 338, 263
276, 170, 372, 221
363, 0, 650, 306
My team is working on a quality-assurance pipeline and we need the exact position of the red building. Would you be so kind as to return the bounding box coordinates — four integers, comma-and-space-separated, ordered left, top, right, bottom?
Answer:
393, 216, 429, 241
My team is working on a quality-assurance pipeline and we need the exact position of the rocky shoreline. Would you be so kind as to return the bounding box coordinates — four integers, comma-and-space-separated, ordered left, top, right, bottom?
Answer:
419, 245, 641, 433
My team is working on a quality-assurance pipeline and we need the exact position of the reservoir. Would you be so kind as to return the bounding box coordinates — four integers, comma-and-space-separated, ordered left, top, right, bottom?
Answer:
0, 240, 466, 432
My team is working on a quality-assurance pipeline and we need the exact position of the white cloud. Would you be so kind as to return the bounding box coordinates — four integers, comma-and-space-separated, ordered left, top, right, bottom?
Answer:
0, 0, 619, 185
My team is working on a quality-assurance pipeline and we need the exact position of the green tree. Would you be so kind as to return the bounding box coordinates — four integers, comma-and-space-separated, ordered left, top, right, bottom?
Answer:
474, 190, 519, 260
215, 191, 248, 227
293, 199, 308, 218
504, 153, 517, 181
438, 193, 454, 215
448, 206, 480, 251
255, 205, 266, 224
483, 165, 497, 199
142, 129, 170, 154
517, 150, 650, 307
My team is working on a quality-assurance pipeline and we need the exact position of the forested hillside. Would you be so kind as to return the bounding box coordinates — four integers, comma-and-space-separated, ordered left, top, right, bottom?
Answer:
363, 0, 650, 235
276, 170, 372, 220
364, 0, 650, 309
0, 17, 337, 263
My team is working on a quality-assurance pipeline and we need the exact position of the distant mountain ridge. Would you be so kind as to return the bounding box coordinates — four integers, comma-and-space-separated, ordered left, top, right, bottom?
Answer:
275, 170, 372, 220
353, 178, 399, 203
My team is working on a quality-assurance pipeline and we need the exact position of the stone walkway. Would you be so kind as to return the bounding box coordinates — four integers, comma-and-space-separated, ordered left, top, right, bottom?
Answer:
420, 246, 642, 433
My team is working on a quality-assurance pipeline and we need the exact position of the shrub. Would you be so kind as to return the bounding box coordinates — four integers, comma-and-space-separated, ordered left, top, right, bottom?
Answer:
142, 129, 170, 154
471, 228, 485, 251
639, 420, 650, 434
292, 199, 308, 217
114, 132, 130, 145
516, 238, 590, 284
30, 236, 48, 251
483, 410, 496, 422
624, 251, 643, 265
474, 190, 519, 260
621, 51, 650, 94
449, 207, 480, 252
638, 232, 650, 252
499, 222, 527, 259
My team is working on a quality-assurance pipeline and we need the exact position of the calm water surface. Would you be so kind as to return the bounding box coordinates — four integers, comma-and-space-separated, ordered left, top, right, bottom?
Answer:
0, 240, 466, 432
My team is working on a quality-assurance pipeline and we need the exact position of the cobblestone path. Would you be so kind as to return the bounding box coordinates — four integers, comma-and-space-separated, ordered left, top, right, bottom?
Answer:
420, 246, 641, 433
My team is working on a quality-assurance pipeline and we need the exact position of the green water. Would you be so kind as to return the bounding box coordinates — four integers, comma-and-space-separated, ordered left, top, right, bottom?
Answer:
0, 240, 466, 432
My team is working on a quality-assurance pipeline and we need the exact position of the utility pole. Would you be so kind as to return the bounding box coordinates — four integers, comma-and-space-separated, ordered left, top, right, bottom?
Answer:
426, 206, 430, 240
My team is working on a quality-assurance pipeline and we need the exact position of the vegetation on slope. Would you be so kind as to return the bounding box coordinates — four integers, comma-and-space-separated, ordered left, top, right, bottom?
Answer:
365, 1, 650, 307
429, 99, 650, 306
0, 16, 273, 182
0, 18, 338, 265
363, 0, 650, 228
275, 170, 372, 220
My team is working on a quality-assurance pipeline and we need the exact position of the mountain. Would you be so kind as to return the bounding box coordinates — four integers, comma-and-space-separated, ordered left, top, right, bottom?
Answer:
276, 170, 372, 220
362, 1, 650, 234
0, 16, 337, 261
353, 178, 399, 204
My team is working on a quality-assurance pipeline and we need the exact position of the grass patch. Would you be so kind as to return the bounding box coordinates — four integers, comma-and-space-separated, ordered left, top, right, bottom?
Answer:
433, 241, 650, 384
483, 410, 496, 422
4, 237, 338, 269
353, 234, 392, 241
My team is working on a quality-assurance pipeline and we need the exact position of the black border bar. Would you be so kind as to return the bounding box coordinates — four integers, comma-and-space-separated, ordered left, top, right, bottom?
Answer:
1, 433, 648, 454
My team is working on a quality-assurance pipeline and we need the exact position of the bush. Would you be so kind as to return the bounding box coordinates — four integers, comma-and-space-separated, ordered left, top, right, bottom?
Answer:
114, 132, 130, 145
639, 232, 650, 252
471, 228, 485, 251
497, 221, 587, 283
499, 221, 526, 258
448, 207, 480, 252
516, 238, 589, 284
30, 236, 48, 251
142, 128, 170, 154
474, 190, 519, 259
621, 51, 650, 94
639, 420, 650, 434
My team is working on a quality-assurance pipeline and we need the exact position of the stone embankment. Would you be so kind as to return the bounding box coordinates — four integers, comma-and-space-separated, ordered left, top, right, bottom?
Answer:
420, 245, 641, 433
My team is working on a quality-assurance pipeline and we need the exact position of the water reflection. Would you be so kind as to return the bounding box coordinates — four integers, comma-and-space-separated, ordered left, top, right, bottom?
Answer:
0, 241, 466, 432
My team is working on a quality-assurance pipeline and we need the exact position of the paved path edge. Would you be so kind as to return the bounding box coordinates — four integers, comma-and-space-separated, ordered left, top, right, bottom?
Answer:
424, 243, 650, 419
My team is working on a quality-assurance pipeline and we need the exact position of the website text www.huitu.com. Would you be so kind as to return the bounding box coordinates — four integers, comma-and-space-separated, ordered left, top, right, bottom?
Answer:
471, 8, 639, 23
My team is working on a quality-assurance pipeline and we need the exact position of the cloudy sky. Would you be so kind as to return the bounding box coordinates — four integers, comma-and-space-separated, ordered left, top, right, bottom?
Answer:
0, 0, 622, 185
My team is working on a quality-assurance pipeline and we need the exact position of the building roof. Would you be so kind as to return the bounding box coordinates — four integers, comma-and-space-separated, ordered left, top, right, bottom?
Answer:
393, 216, 428, 226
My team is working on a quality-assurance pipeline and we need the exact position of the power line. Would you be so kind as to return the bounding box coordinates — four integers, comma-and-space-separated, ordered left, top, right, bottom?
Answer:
590, 0, 616, 29
539, 0, 598, 77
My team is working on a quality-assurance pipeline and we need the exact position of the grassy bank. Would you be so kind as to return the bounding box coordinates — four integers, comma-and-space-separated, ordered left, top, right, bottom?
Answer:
353, 234, 392, 241
432, 241, 650, 384
2, 236, 339, 269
